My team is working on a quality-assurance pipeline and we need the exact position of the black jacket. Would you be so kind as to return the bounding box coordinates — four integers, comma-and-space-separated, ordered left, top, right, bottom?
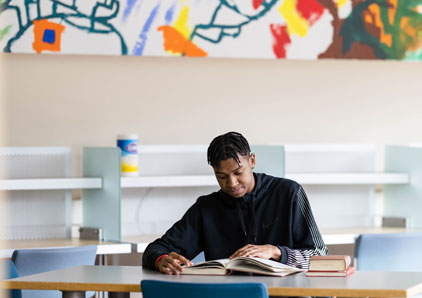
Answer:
142, 173, 327, 270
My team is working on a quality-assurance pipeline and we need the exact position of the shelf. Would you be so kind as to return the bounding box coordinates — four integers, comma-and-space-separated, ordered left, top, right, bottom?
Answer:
1, 173, 407, 191
0, 238, 131, 258
320, 227, 422, 245
287, 173, 410, 185
121, 175, 217, 188
0, 178, 102, 191
120, 172, 409, 188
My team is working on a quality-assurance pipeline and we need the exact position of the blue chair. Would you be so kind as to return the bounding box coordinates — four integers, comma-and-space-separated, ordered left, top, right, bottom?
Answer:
141, 280, 269, 298
355, 232, 422, 272
11, 245, 97, 298
191, 251, 205, 263
1, 260, 22, 298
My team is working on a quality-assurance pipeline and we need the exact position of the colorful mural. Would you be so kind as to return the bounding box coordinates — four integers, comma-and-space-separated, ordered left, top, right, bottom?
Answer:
0, 0, 421, 60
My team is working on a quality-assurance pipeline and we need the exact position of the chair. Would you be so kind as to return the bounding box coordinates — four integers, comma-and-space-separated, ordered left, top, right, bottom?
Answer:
11, 245, 97, 298
355, 232, 422, 271
141, 280, 269, 298
1, 260, 22, 298
191, 251, 205, 263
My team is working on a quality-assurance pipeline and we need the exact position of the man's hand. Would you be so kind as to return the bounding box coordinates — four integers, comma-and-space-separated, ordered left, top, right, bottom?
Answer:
156, 252, 193, 275
230, 244, 281, 261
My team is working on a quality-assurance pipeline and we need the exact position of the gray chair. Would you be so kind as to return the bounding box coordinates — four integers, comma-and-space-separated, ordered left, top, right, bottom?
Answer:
191, 251, 205, 263
355, 232, 422, 298
11, 245, 97, 298
355, 232, 422, 271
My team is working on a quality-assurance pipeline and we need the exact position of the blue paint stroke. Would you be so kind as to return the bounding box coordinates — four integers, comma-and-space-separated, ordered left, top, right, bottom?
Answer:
164, 2, 176, 25
132, 4, 159, 56
42, 29, 55, 44
121, 0, 138, 24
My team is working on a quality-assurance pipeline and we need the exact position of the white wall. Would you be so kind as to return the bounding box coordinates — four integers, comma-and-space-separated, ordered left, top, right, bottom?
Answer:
0, 53, 6, 258
0, 55, 6, 147
2, 54, 422, 176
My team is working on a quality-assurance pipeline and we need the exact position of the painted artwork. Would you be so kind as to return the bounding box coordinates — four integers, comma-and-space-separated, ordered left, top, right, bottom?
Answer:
0, 0, 421, 60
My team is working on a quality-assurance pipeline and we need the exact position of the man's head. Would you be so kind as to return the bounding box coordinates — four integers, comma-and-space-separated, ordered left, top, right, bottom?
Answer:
207, 132, 256, 198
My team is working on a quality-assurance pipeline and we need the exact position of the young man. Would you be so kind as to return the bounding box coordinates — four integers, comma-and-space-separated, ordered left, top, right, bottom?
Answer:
142, 132, 327, 274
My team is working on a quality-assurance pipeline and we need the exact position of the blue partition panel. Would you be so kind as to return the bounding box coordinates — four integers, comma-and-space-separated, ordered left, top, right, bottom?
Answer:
384, 146, 422, 228
82, 147, 121, 241
251, 145, 285, 178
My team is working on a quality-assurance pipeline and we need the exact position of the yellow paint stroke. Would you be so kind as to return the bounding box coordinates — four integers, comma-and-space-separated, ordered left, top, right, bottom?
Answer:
400, 17, 421, 51
278, 0, 309, 37
337, 0, 348, 8
173, 5, 191, 39
367, 4, 392, 47
400, 17, 409, 29
388, 0, 397, 25
364, 12, 373, 24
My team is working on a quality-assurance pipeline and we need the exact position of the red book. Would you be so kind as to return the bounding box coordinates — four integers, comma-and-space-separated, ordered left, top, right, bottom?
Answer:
306, 266, 355, 277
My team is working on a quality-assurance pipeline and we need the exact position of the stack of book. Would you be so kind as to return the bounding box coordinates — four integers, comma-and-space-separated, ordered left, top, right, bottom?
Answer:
306, 255, 355, 277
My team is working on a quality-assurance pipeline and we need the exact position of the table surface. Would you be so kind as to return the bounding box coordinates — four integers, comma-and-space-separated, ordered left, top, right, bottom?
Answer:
2, 265, 422, 297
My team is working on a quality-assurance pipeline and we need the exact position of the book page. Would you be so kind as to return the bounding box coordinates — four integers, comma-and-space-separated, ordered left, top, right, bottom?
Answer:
230, 264, 300, 276
228, 257, 303, 273
188, 258, 230, 269
181, 259, 230, 275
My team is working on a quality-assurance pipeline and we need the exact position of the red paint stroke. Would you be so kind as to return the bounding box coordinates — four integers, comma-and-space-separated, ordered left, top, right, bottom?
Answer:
253, 0, 265, 9
296, 0, 324, 25
270, 24, 291, 58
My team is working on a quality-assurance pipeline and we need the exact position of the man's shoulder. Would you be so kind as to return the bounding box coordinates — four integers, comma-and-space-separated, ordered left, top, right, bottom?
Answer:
258, 173, 301, 191
195, 191, 221, 204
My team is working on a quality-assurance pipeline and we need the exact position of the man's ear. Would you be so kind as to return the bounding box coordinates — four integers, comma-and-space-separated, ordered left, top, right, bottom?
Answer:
249, 153, 256, 169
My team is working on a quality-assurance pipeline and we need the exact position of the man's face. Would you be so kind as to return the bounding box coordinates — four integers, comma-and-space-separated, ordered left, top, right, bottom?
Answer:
213, 153, 256, 198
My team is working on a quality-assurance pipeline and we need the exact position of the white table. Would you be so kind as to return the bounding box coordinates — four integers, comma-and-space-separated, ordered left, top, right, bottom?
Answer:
3, 265, 422, 298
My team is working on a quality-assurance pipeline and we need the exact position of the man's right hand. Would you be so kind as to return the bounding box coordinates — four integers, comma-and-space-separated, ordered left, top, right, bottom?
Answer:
156, 252, 193, 275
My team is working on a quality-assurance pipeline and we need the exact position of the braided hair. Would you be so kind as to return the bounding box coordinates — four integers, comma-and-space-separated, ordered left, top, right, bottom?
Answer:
207, 132, 251, 168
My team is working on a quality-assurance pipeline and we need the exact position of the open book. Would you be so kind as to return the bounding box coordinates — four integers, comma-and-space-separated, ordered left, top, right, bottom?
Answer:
181, 256, 303, 277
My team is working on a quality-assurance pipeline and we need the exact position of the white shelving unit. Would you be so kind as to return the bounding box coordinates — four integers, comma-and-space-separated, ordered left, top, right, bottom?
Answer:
120, 173, 409, 188
1, 147, 75, 240
1, 172, 408, 191
286, 173, 410, 185
121, 175, 216, 188
3, 145, 421, 258
0, 178, 102, 190
0, 147, 129, 256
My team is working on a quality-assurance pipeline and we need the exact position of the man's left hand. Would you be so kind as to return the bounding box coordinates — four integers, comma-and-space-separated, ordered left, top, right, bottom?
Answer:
230, 244, 281, 261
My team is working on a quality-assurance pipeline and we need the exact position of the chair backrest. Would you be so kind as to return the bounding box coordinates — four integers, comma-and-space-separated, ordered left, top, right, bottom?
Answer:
11, 245, 97, 298
141, 280, 269, 298
191, 251, 205, 263
1, 260, 22, 298
355, 233, 422, 271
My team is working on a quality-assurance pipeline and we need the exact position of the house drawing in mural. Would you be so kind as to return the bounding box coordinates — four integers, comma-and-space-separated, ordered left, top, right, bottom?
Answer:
0, 0, 127, 54
0, 0, 421, 60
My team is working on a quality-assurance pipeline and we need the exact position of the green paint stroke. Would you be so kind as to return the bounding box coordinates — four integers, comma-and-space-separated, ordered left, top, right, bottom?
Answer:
0, 25, 12, 42
405, 48, 422, 61
340, 0, 422, 60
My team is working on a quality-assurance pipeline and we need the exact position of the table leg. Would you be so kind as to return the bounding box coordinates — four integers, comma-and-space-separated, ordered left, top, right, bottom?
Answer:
62, 291, 86, 298
108, 292, 130, 298
97, 255, 106, 298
